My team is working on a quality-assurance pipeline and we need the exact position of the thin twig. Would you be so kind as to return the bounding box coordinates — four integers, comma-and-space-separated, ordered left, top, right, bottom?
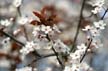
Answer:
0, 29, 24, 46
101, 8, 108, 20
80, 39, 92, 63
17, 5, 42, 57
70, 0, 86, 52
0, 29, 41, 57
51, 47, 64, 68
22, 26, 29, 41
46, 34, 64, 69
27, 53, 56, 66
80, 6, 108, 63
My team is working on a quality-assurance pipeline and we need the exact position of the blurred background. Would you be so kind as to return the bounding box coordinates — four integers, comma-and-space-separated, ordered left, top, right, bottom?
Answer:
0, 0, 108, 71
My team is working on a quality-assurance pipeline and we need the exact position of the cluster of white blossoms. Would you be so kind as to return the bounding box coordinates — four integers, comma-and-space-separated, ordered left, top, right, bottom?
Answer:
13, 0, 107, 70
32, 25, 52, 36
63, 44, 93, 71
40, 25, 52, 34
20, 41, 37, 55
32, 24, 61, 37
20, 25, 61, 56
16, 66, 37, 71
91, 0, 105, 14
93, 20, 106, 30
69, 44, 87, 64
63, 1, 106, 70
82, 20, 106, 37
82, 20, 106, 48
53, 39, 70, 53
64, 62, 93, 71
0, 18, 13, 27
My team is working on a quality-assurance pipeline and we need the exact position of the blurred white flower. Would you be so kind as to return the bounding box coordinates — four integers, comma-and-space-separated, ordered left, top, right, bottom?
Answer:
64, 66, 71, 71
16, 66, 37, 71
32, 26, 40, 37
0, 19, 12, 26
71, 64, 80, 71
13, 29, 21, 35
64, 63, 93, 71
94, 20, 106, 30
90, 27, 100, 37
92, 0, 105, 7
45, 67, 52, 71
77, 43, 87, 51
13, 0, 22, 7
91, 0, 104, 14
0, 59, 10, 68
92, 0, 104, 7
70, 50, 82, 60
82, 25, 91, 31
53, 24, 61, 33
68, 44, 88, 64
83, 26, 100, 37
41, 25, 52, 34
20, 41, 35, 55
13, 28, 21, 35
53, 39, 70, 53
91, 7, 102, 14
18, 16, 32, 25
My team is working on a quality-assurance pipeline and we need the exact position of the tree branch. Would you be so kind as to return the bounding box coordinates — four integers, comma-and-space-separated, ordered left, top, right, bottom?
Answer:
70, 0, 86, 52
101, 8, 108, 20
80, 39, 92, 63
0, 29, 41, 57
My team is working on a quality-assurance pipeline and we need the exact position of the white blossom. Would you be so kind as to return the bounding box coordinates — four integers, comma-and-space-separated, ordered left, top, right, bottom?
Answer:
53, 24, 61, 33
40, 25, 52, 34
15, 66, 37, 71
18, 16, 32, 25
91, 7, 102, 14
20, 41, 35, 55
53, 39, 70, 53
64, 66, 71, 71
82, 25, 91, 31
0, 19, 12, 26
71, 64, 80, 71
12, 0, 22, 7
64, 63, 93, 71
13, 29, 21, 35
92, 0, 104, 7
64, 64, 81, 71
1, 37, 11, 54
90, 27, 100, 37
68, 44, 87, 64
91, 0, 104, 14
70, 50, 82, 60
32, 26, 40, 37
83, 26, 100, 37
93, 20, 106, 30
77, 43, 87, 51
